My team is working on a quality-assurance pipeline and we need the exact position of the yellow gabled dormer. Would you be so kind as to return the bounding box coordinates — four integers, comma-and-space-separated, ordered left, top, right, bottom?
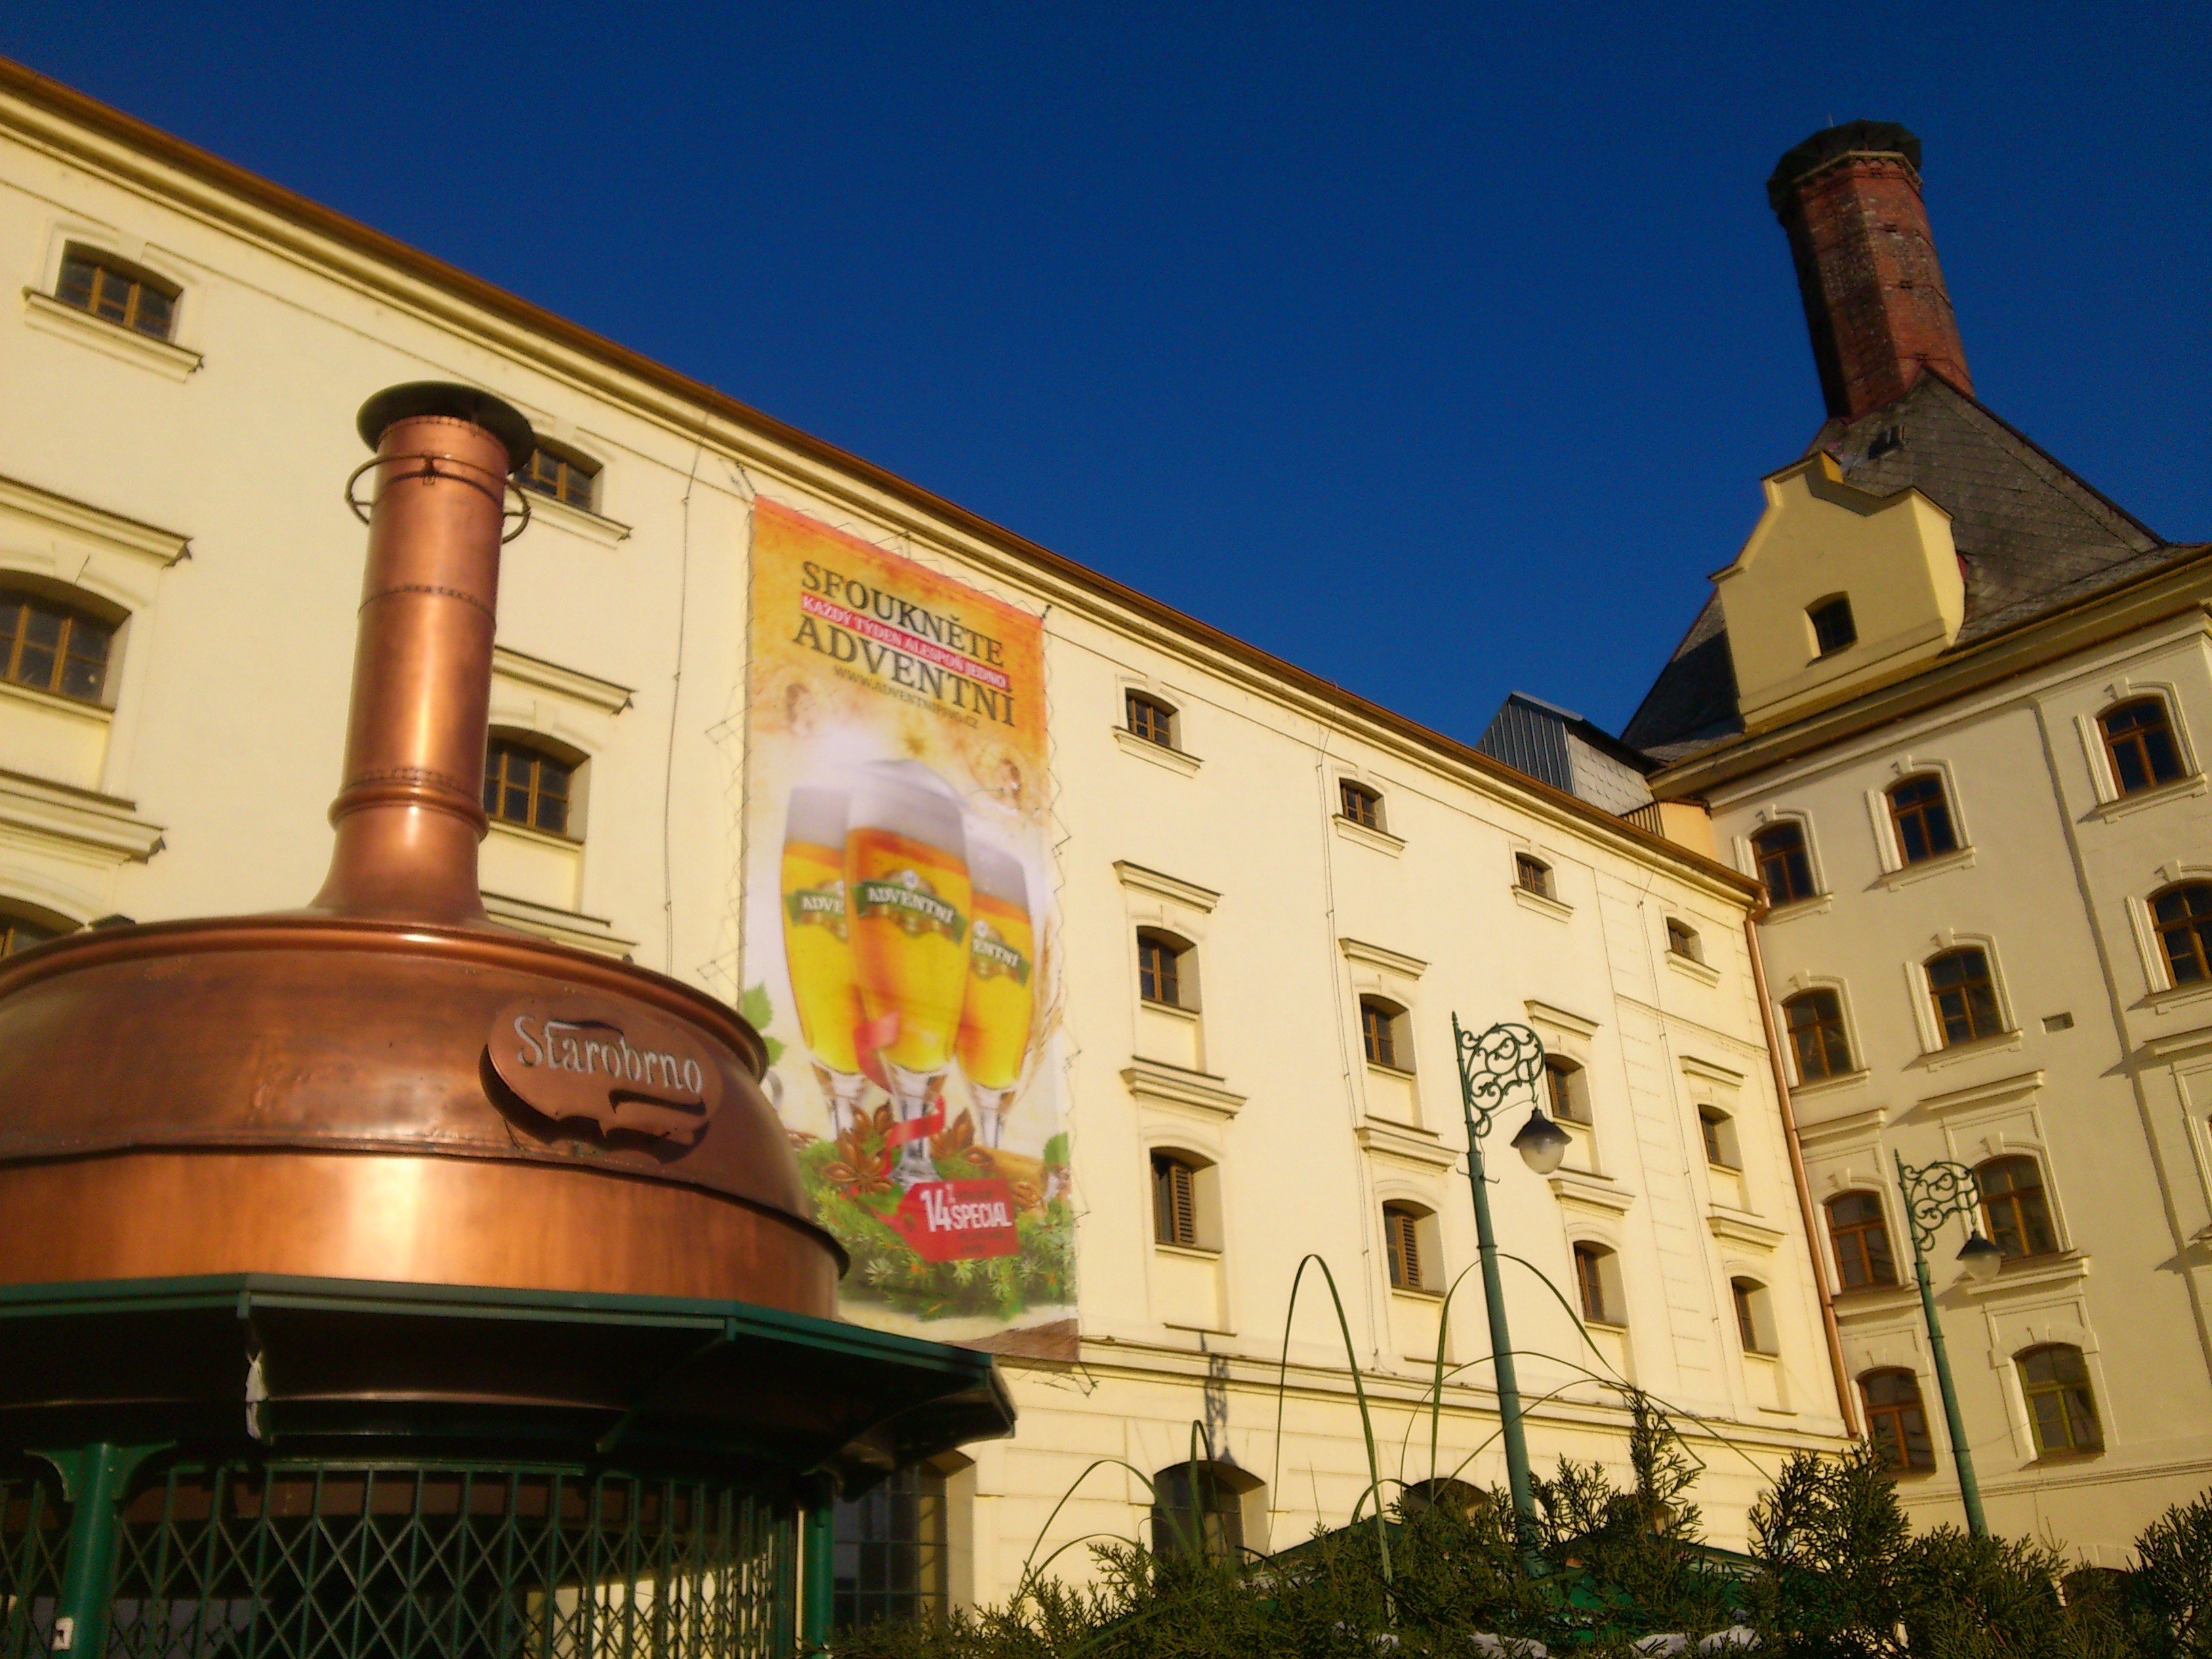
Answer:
1715, 453, 1964, 731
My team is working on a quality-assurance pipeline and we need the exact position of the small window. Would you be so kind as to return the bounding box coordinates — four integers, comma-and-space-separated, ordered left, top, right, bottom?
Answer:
1382, 1203, 1431, 1292
1732, 1278, 1774, 1355
1126, 691, 1176, 748
1151, 1463, 1246, 1563
1, 906, 65, 960
1359, 997, 1408, 1070
1400, 1478, 1487, 1521
1151, 1150, 1204, 1249
1858, 1369, 1935, 1471
1136, 929, 1187, 1008
1339, 779, 1384, 831
1514, 853, 1553, 899
1753, 822, 1818, 905
1665, 918, 1702, 962
55, 247, 178, 340
2152, 882, 2212, 987
1824, 1191, 1897, 1290
1927, 947, 2003, 1046
1573, 1243, 1619, 1325
483, 737, 577, 836
832, 1462, 947, 1631
1544, 1057, 1591, 1125
1977, 1155, 2058, 1261
1698, 1107, 1739, 1170
2100, 698, 2186, 796
2018, 1345, 2102, 1456
1, 588, 116, 703
1782, 989, 1853, 1082
1807, 595, 1856, 657
517, 445, 600, 512
1887, 774, 1960, 865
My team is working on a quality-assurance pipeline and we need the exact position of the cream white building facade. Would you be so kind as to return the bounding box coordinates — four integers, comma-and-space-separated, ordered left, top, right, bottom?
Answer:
0, 64, 1852, 1608
1629, 125, 2212, 1563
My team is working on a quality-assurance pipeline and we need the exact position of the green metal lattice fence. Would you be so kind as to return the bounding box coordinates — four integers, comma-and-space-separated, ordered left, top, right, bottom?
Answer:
1, 1464, 69, 1659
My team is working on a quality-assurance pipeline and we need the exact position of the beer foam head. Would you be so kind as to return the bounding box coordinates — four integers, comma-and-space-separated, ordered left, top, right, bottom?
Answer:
965, 833, 1030, 914
784, 780, 849, 847
848, 760, 968, 855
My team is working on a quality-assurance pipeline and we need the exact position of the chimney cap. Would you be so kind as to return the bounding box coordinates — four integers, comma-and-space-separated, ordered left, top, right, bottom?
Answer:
1767, 121, 1923, 213
357, 382, 535, 474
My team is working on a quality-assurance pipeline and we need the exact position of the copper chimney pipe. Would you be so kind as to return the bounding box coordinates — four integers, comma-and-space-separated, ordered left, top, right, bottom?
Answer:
312, 384, 536, 924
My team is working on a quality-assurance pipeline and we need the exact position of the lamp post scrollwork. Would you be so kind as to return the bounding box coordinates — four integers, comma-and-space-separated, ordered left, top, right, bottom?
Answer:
1892, 1151, 2000, 1538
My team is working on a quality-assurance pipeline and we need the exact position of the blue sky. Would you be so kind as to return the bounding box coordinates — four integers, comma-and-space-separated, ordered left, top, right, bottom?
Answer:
6, 4, 2204, 741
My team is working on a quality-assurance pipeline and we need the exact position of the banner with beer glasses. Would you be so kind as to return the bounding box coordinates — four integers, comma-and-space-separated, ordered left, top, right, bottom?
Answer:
742, 499, 1072, 1351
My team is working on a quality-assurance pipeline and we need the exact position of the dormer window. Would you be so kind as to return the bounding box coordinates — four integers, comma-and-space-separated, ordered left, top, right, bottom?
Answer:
1807, 595, 1856, 657
56, 247, 178, 340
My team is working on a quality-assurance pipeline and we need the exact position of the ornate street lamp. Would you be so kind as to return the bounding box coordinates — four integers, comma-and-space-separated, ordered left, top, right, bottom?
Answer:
1893, 1152, 1999, 1537
1452, 1015, 1572, 1538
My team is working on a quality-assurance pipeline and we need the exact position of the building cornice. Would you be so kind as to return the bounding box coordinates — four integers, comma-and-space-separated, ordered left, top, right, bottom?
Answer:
0, 57, 1761, 907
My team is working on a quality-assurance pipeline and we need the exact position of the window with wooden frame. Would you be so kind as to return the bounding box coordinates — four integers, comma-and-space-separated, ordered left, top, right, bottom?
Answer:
1858, 1369, 1935, 1472
54, 246, 178, 340
1136, 929, 1187, 1008
1150, 1151, 1205, 1250
1126, 691, 1176, 748
1698, 1107, 1740, 1170
1976, 1155, 2058, 1261
1, 907, 63, 960
1782, 989, 1852, 1081
1338, 780, 1384, 831
2099, 697, 2186, 796
1887, 774, 1961, 865
1824, 1191, 1897, 1290
1926, 947, 2003, 1046
2152, 882, 2212, 987
1150, 1463, 1245, 1564
2018, 1345, 2102, 1456
1807, 594, 1857, 657
1382, 1203, 1431, 1292
1665, 918, 1702, 962
1, 587, 116, 703
1572, 1243, 1617, 1325
517, 445, 601, 512
1752, 821, 1817, 904
1359, 997, 1408, 1070
1543, 1056, 1591, 1125
1731, 1278, 1774, 1355
1514, 853, 1553, 899
483, 736, 578, 838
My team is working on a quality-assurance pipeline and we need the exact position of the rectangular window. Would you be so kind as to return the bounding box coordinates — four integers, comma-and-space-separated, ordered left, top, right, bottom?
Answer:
1126, 693, 1176, 747
1808, 596, 1856, 656
518, 446, 600, 512
1927, 949, 2003, 1046
1889, 775, 1961, 865
1665, 919, 1700, 961
1825, 1193, 1896, 1290
1152, 1154, 1198, 1248
1515, 854, 1552, 897
1753, 823, 1816, 905
832, 1463, 948, 1631
1339, 781, 1382, 830
1573, 1244, 1611, 1324
1384, 1209, 1424, 1290
1359, 1002, 1399, 1069
1137, 933, 1182, 1007
56, 248, 178, 340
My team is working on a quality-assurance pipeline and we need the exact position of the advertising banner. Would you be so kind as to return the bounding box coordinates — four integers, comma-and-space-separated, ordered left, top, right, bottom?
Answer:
743, 499, 1073, 1353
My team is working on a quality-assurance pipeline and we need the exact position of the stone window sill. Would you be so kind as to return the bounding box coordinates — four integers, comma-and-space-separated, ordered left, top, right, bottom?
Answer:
1912, 1029, 2025, 1072
2088, 772, 2206, 823
1666, 951, 1721, 987
0, 676, 114, 725
22, 289, 202, 381
1113, 725, 1201, 775
1763, 893, 1834, 923
520, 489, 632, 547
1154, 1242, 1221, 1263
1875, 846, 1977, 890
487, 817, 585, 853
1511, 884, 1573, 922
1332, 814, 1404, 857
1789, 1067, 1871, 1101
1961, 1250, 2088, 1296
1390, 1284, 1445, 1303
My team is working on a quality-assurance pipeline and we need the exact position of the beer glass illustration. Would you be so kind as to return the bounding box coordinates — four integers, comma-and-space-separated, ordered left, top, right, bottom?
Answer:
779, 781, 870, 1135
845, 760, 972, 1188
956, 837, 1036, 1148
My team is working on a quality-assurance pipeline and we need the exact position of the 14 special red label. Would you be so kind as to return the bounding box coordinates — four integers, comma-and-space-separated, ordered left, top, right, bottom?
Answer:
891, 1179, 1021, 1262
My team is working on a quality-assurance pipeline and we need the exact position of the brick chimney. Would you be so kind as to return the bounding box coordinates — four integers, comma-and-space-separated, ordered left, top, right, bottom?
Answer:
1768, 121, 1972, 422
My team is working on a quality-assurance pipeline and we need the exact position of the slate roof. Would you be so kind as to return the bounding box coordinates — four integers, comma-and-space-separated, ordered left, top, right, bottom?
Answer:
1621, 373, 2206, 763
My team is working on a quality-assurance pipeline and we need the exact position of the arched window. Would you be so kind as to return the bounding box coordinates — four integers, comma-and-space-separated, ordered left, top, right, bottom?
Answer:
2017, 1345, 2102, 1456
1573, 1243, 1622, 1326
1782, 989, 1853, 1081
1382, 1202, 1435, 1292
1807, 594, 1856, 657
1150, 1149, 1212, 1250
1824, 1191, 1896, 1290
483, 735, 579, 837
56, 245, 178, 340
2100, 697, 2186, 796
1977, 1156, 2057, 1261
1400, 1478, 1487, 1522
1887, 775, 1960, 865
1, 904, 67, 960
1542, 1055, 1591, 1124
1926, 947, 2003, 1046
1514, 853, 1554, 899
1136, 928, 1191, 1008
2, 586, 117, 703
1151, 1462, 1250, 1563
2153, 882, 2212, 987
1858, 1369, 1934, 1471
1125, 691, 1177, 748
518, 443, 602, 513
1338, 779, 1385, 831
1359, 997, 1409, 1070
832, 1461, 949, 1631
1731, 1278, 1775, 1355
1753, 821, 1817, 905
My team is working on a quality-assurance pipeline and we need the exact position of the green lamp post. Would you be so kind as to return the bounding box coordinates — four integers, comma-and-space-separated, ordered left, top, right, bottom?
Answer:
1452, 1015, 1572, 1540
1893, 1151, 2003, 1538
